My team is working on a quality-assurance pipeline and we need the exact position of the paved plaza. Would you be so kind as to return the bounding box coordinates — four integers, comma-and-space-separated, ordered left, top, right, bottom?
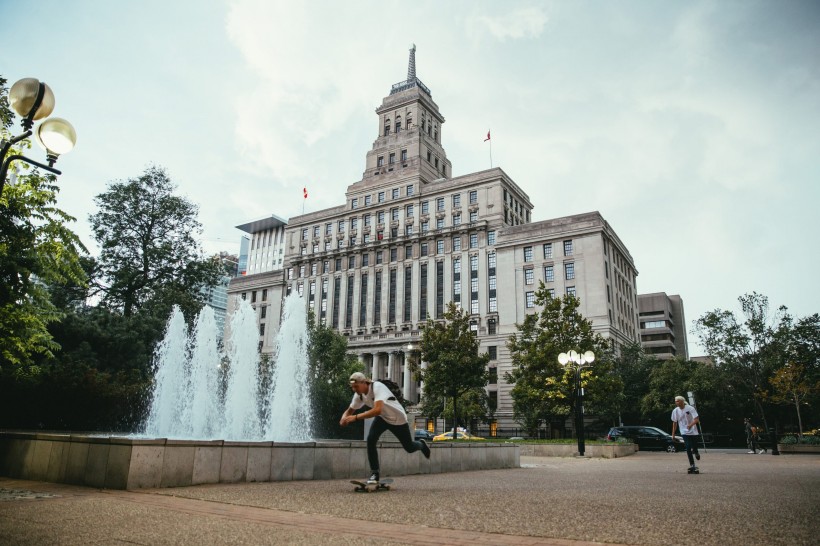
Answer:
1, 449, 817, 545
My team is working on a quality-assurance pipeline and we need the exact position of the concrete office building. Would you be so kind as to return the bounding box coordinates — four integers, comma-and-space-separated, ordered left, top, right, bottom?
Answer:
637, 292, 689, 360
227, 47, 640, 431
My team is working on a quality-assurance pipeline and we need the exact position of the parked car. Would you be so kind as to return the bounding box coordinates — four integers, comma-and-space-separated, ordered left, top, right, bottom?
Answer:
432, 431, 486, 442
414, 429, 435, 441
607, 426, 685, 452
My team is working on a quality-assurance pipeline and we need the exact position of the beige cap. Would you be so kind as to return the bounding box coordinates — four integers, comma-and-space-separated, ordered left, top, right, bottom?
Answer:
349, 372, 369, 383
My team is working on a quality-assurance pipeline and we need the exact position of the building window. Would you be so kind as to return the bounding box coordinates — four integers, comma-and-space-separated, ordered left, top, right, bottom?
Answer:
260, 323, 265, 336
524, 246, 533, 262
378, 191, 385, 203
471, 300, 479, 314
365, 195, 372, 206
545, 265, 554, 283
406, 204, 414, 217
260, 305, 267, 319
338, 220, 346, 233
390, 248, 397, 262
391, 208, 399, 221
421, 221, 429, 233
311, 263, 318, 275
405, 225, 413, 235
564, 240, 573, 256
405, 244, 413, 259
453, 213, 461, 226
436, 217, 445, 229
376, 251, 383, 264
301, 228, 308, 240
362, 253, 370, 266
469, 190, 478, 204
401, 150, 408, 162
351, 217, 358, 229
349, 256, 356, 269
453, 236, 461, 251
377, 156, 384, 167
377, 211, 385, 223
469, 234, 478, 249
437, 240, 444, 254
352, 197, 358, 209
323, 261, 329, 274
525, 268, 534, 285
469, 210, 478, 222
543, 243, 552, 258
487, 231, 496, 245
421, 243, 428, 257
384, 121, 390, 136
406, 183, 413, 195
526, 291, 535, 308
452, 194, 461, 207
421, 201, 429, 214
364, 214, 371, 226
565, 262, 575, 280
488, 319, 497, 335
566, 286, 576, 297
436, 197, 445, 211
391, 187, 399, 198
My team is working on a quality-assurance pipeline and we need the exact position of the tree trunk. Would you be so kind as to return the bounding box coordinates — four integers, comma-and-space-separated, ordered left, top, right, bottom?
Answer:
794, 392, 803, 439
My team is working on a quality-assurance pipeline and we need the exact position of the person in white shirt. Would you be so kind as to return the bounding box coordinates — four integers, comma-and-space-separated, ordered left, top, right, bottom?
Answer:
671, 395, 701, 471
340, 372, 430, 484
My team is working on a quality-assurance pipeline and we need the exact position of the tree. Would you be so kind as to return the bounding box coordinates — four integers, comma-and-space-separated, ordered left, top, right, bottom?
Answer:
768, 363, 819, 438
89, 166, 221, 318
0, 75, 87, 373
611, 342, 658, 425
306, 312, 363, 439
694, 293, 810, 431
505, 288, 620, 437
416, 302, 490, 438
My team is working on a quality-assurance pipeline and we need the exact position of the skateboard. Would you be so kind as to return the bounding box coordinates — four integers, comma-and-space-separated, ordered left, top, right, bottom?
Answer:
351, 478, 393, 492
687, 466, 700, 474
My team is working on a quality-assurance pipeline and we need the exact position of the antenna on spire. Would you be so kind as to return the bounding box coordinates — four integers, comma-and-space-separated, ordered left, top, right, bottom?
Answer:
407, 43, 416, 81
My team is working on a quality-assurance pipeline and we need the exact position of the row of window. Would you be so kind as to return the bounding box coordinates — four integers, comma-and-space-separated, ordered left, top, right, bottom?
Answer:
523, 240, 573, 262
525, 286, 576, 308
350, 188, 477, 213
523, 262, 574, 285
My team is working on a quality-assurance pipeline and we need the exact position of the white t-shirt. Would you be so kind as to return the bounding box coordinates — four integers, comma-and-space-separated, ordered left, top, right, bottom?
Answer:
671, 404, 699, 435
350, 381, 407, 426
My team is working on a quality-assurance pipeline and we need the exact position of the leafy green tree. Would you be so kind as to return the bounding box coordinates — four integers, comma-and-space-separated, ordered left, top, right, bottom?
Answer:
306, 312, 363, 439
641, 357, 728, 432
89, 166, 221, 318
611, 342, 657, 425
415, 302, 489, 438
0, 75, 87, 373
694, 292, 810, 430
505, 288, 620, 437
768, 363, 819, 438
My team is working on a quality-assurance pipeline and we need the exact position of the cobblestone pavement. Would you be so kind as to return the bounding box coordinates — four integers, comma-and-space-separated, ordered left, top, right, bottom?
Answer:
1, 450, 817, 545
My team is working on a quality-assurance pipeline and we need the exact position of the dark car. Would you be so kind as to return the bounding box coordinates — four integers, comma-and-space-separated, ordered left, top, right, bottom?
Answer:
607, 426, 685, 452
414, 429, 435, 441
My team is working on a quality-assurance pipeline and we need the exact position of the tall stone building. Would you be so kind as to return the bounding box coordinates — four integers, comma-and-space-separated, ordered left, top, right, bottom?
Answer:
227, 46, 640, 432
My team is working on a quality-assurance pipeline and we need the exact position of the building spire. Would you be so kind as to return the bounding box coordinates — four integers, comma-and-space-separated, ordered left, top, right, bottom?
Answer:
407, 43, 416, 82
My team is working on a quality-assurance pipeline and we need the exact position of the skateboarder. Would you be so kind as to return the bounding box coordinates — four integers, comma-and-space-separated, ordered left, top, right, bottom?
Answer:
340, 372, 430, 484
671, 395, 701, 473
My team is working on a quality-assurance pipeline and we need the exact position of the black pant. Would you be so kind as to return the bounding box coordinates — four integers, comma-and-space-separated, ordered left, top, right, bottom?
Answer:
367, 416, 423, 473
683, 434, 700, 466
747, 434, 759, 452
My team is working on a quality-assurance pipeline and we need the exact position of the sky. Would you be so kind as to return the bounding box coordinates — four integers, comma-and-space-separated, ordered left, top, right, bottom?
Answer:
2, 0, 818, 356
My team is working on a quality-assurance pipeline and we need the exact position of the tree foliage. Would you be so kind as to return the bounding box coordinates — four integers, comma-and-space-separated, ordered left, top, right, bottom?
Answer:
89, 166, 221, 318
505, 288, 621, 436
415, 302, 490, 435
0, 75, 87, 373
306, 312, 363, 439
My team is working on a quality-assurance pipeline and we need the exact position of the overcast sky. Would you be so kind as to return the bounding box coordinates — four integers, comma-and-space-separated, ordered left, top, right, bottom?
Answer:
2, 0, 818, 356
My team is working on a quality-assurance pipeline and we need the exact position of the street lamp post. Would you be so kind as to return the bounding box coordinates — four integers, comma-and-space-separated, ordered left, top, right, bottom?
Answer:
558, 350, 595, 457
1, 78, 77, 196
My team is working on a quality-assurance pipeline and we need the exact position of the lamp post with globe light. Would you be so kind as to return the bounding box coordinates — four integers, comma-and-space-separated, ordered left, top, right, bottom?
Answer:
1, 78, 77, 195
558, 350, 595, 456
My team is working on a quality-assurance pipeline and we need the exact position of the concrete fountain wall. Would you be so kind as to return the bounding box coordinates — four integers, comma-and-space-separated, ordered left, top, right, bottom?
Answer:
0, 432, 520, 490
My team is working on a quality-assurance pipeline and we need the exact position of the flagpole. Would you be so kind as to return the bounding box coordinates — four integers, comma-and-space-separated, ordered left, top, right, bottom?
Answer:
489, 139, 493, 169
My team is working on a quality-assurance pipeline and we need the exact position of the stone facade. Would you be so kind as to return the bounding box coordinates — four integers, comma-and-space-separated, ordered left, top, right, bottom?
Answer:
227, 48, 640, 432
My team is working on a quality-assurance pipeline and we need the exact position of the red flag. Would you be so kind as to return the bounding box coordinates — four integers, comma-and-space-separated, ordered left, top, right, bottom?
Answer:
484, 130, 491, 142
303, 187, 308, 199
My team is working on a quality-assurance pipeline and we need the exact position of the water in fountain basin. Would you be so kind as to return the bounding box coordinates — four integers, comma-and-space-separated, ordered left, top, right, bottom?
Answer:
144, 306, 189, 437
223, 298, 263, 440
188, 305, 223, 438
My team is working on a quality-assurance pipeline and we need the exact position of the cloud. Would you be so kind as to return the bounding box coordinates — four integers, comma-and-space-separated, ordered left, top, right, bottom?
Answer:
470, 6, 549, 41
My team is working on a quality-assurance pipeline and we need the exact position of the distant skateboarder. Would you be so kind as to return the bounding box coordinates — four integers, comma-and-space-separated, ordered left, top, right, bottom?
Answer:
340, 372, 430, 484
671, 395, 701, 473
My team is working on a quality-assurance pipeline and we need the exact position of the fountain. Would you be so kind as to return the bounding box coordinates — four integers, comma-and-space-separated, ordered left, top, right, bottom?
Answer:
0, 293, 520, 489
144, 292, 313, 442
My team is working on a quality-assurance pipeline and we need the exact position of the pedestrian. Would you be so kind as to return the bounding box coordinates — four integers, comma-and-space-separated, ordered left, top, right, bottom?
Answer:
671, 395, 701, 473
340, 372, 430, 484
744, 418, 760, 454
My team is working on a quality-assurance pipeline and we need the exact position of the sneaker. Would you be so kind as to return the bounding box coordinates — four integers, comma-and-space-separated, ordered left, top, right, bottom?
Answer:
367, 472, 379, 484
758, 450, 765, 454
695, 452, 701, 461
420, 439, 431, 459
747, 450, 755, 454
